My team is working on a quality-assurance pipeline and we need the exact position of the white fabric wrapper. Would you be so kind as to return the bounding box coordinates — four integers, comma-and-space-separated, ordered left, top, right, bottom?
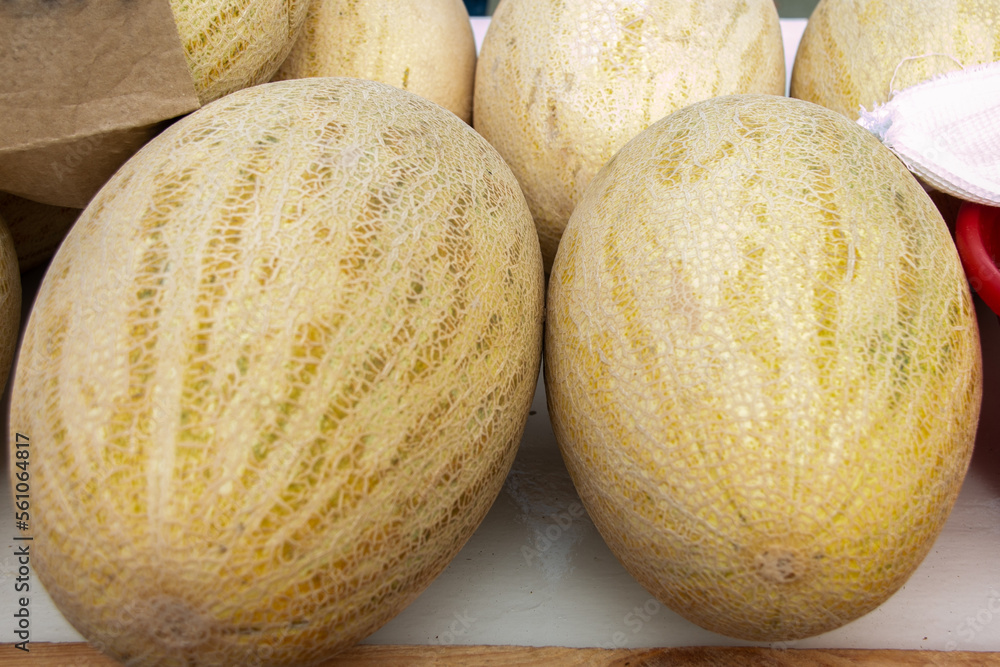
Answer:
857, 61, 1000, 206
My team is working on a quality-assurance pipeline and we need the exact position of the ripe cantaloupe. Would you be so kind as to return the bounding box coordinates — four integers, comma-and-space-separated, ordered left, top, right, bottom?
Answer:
790, 0, 1000, 121
544, 94, 982, 641
10, 77, 544, 665
790, 0, 1000, 229
274, 0, 476, 124
473, 0, 785, 272
170, 0, 310, 103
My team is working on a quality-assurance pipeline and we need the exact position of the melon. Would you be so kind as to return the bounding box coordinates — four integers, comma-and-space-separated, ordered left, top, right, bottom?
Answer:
170, 0, 310, 103
473, 0, 785, 272
544, 94, 982, 641
790, 0, 1000, 121
0, 192, 80, 272
790, 0, 1000, 229
274, 0, 476, 124
10, 77, 544, 665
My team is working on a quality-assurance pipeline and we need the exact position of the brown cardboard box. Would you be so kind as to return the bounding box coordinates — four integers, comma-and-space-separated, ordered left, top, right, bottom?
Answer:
0, 0, 201, 209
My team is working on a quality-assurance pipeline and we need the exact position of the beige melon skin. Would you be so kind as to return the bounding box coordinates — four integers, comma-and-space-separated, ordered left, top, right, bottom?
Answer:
274, 0, 477, 124
790, 0, 1000, 229
10, 78, 543, 666
791, 0, 1000, 121
473, 0, 785, 273
545, 95, 982, 642
171, 0, 310, 104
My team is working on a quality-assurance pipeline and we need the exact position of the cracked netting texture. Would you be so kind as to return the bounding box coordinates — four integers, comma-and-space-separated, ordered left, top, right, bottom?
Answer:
472, 0, 785, 273
170, 0, 310, 104
791, 0, 1000, 121
12, 78, 544, 666
544, 95, 983, 642
273, 0, 477, 124
0, 192, 80, 272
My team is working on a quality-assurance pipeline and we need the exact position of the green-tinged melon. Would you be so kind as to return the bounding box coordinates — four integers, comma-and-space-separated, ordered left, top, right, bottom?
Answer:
473, 0, 785, 272
10, 77, 544, 666
544, 94, 982, 642
274, 0, 476, 124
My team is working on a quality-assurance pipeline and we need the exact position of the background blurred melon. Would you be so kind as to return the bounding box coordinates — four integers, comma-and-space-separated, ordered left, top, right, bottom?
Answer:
473, 0, 785, 272
171, 0, 310, 103
274, 0, 476, 124
10, 77, 543, 666
545, 94, 982, 642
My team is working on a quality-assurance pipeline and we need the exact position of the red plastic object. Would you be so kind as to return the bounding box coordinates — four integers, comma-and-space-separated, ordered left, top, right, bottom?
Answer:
955, 202, 1000, 316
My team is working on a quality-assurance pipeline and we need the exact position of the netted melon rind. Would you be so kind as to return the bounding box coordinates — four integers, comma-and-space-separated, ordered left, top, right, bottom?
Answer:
545, 94, 982, 642
12, 77, 543, 666
790, 0, 1000, 121
473, 0, 786, 273
170, 0, 311, 104
274, 0, 477, 124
